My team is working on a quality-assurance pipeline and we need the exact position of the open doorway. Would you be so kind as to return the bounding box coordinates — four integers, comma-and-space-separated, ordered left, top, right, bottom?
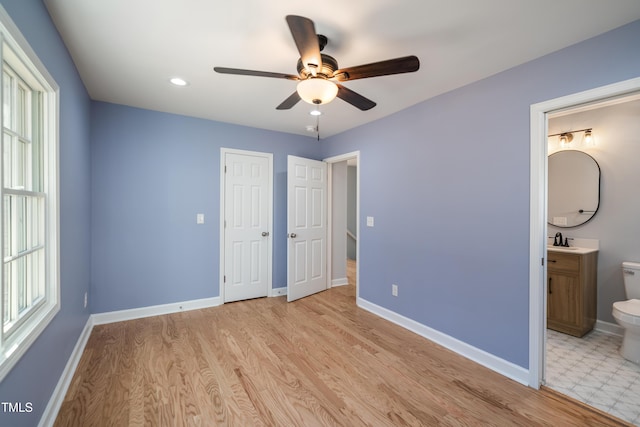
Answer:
529, 78, 640, 423
546, 95, 640, 423
325, 151, 360, 300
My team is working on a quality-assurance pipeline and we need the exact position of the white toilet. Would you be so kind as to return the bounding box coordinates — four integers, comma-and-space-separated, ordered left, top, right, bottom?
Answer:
612, 261, 640, 364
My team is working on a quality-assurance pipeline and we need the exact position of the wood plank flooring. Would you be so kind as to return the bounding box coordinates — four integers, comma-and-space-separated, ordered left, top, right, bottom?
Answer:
55, 280, 631, 426
347, 258, 356, 287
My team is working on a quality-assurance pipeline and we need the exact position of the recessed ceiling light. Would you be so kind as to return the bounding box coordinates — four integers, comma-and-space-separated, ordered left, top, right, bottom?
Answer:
310, 109, 322, 116
169, 77, 188, 86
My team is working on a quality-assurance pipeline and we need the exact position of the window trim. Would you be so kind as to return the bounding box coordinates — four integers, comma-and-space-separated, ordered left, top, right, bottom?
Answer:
0, 5, 59, 382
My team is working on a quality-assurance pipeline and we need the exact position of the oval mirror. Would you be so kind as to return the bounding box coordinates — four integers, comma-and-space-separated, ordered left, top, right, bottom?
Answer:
548, 150, 600, 228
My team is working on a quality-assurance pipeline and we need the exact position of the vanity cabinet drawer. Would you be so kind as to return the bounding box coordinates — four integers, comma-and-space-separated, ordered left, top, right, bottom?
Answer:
547, 252, 580, 272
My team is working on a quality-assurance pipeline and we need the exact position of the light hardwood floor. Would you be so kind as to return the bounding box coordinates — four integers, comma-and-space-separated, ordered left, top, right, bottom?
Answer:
347, 258, 356, 287
56, 278, 631, 426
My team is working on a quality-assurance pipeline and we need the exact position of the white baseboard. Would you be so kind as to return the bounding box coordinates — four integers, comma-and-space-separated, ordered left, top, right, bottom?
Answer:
270, 287, 287, 297
356, 297, 529, 386
38, 316, 94, 427
92, 296, 221, 325
595, 319, 624, 336
331, 278, 349, 287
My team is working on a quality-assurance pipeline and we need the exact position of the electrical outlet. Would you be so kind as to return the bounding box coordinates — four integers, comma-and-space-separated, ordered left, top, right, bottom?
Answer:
84, 292, 88, 308
392, 284, 398, 297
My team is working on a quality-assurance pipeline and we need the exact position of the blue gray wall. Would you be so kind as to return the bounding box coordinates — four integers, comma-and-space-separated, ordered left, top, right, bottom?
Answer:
322, 20, 640, 368
90, 102, 321, 313
0, 1, 92, 426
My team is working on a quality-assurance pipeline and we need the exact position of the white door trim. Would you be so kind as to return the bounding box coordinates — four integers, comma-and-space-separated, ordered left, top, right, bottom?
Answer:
528, 77, 640, 388
324, 151, 360, 300
219, 148, 273, 303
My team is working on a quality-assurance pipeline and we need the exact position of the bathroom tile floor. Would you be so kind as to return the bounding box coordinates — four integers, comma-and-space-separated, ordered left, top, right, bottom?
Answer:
546, 329, 640, 426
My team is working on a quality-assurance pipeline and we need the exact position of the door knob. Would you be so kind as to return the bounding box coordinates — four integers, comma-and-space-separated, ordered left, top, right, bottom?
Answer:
289, 233, 297, 238
262, 231, 269, 237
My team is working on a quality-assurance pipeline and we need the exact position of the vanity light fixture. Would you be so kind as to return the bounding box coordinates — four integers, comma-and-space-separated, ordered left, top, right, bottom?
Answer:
584, 129, 593, 145
548, 128, 593, 147
559, 132, 573, 146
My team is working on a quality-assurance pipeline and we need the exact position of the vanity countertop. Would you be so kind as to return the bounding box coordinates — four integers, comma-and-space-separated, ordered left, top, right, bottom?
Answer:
546, 237, 599, 255
547, 246, 598, 255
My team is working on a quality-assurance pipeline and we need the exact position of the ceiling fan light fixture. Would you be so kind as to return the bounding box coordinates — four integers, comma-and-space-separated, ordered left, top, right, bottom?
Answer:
296, 78, 338, 105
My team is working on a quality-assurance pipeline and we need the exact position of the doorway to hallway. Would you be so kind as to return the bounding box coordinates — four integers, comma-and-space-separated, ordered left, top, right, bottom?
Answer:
326, 151, 360, 300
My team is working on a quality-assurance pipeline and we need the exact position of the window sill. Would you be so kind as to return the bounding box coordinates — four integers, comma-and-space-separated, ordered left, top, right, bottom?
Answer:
0, 300, 59, 382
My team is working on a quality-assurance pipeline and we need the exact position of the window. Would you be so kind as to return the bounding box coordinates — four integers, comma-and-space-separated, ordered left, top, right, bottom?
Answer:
0, 7, 59, 381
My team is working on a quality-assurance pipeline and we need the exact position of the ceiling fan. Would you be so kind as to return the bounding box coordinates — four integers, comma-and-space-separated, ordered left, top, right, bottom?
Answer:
214, 15, 420, 111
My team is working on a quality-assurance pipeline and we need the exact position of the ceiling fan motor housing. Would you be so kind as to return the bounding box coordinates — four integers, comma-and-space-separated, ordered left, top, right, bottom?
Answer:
297, 54, 338, 79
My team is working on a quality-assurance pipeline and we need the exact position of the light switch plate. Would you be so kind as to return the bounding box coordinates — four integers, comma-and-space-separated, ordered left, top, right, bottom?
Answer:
196, 213, 205, 224
366, 216, 374, 227
552, 216, 567, 226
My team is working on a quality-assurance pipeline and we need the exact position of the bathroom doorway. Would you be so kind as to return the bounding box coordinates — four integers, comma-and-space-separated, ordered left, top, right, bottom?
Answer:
529, 77, 640, 424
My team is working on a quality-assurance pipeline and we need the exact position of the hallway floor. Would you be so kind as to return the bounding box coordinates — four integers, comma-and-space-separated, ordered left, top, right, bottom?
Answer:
546, 329, 640, 425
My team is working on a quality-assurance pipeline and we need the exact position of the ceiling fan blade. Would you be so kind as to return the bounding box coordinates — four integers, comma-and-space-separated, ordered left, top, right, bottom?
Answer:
214, 67, 299, 80
286, 15, 322, 73
336, 83, 376, 111
276, 92, 301, 110
333, 55, 420, 81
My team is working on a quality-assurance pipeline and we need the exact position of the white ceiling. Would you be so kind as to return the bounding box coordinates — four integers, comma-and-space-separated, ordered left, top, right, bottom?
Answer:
44, 0, 640, 139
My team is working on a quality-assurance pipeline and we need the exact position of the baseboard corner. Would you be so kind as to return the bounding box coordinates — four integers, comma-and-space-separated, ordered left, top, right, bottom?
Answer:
595, 319, 623, 337
270, 286, 287, 297
331, 278, 349, 287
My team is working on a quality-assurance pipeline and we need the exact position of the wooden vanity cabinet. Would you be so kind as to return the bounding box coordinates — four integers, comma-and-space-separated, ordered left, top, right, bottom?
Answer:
547, 250, 598, 337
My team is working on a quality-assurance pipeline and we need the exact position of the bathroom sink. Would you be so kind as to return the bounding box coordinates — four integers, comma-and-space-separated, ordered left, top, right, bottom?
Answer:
547, 245, 599, 254
547, 245, 580, 251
